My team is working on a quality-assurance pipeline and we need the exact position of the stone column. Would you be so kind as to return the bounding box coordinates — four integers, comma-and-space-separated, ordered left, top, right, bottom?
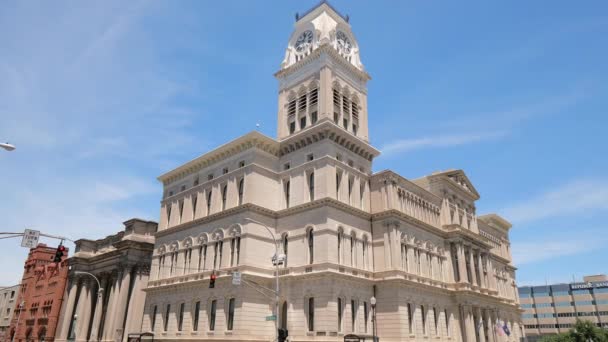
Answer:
122, 266, 149, 342
75, 279, 92, 342
89, 275, 108, 341
476, 307, 486, 342
102, 273, 121, 341
468, 248, 478, 286
486, 256, 497, 290
57, 277, 79, 341
457, 243, 467, 284
484, 309, 495, 342
109, 267, 133, 342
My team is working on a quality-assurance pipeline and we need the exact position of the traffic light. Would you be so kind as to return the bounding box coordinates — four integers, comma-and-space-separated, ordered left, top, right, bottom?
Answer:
278, 328, 288, 342
53, 244, 66, 263
209, 273, 217, 288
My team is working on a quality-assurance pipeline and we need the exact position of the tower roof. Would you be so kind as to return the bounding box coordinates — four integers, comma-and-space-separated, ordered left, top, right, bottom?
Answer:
296, 1, 349, 23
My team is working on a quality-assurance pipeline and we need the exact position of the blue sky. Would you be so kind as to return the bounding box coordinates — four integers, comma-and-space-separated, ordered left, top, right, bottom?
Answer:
1, 0, 607, 286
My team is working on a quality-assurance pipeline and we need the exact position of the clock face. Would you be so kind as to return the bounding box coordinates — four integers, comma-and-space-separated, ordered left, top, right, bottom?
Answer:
336, 31, 352, 55
295, 30, 313, 53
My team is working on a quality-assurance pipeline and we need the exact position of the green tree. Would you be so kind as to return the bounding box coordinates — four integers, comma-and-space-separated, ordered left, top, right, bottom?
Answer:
538, 320, 608, 342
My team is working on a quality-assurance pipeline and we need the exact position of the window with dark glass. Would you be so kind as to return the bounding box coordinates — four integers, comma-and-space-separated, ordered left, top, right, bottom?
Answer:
164, 304, 170, 331
193, 301, 200, 331
308, 298, 315, 331
307, 229, 314, 264
206, 190, 212, 214
338, 298, 343, 331
221, 184, 227, 210
209, 300, 217, 331
309, 172, 315, 201
364, 302, 369, 333
284, 180, 290, 208
311, 111, 318, 124
151, 305, 157, 331
300, 116, 307, 129
227, 298, 236, 331
282, 234, 288, 267
351, 299, 357, 332
289, 121, 296, 134
178, 303, 185, 331
238, 178, 244, 205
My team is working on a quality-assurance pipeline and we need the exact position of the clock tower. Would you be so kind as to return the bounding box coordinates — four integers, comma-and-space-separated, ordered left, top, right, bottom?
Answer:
275, 1, 371, 143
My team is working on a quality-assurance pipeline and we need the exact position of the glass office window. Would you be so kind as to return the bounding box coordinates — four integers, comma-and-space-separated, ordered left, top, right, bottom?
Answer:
572, 289, 591, 295
552, 291, 570, 296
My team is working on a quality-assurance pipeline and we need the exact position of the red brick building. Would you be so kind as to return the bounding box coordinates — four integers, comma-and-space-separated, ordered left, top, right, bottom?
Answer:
8, 244, 69, 342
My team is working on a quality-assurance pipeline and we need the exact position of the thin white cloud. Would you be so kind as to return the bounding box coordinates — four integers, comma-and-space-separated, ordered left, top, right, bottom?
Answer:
503, 179, 608, 223
512, 237, 606, 266
379, 131, 507, 156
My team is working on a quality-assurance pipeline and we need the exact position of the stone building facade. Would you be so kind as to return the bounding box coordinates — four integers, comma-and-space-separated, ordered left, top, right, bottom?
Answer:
55, 218, 157, 342
0, 285, 20, 341
8, 244, 69, 342
141, 2, 523, 342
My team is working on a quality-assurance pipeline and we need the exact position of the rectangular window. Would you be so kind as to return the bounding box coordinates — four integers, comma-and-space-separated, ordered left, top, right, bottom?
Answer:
222, 167, 229, 174
209, 300, 217, 331
334, 112, 339, 124
433, 307, 438, 335
343, 118, 348, 129
444, 309, 450, 336
151, 305, 157, 331
353, 124, 358, 135
352, 102, 359, 119
572, 289, 591, 295
308, 172, 315, 201
300, 116, 307, 129
193, 301, 200, 331
227, 298, 236, 331
178, 303, 185, 331
333, 89, 340, 107
164, 304, 170, 331
342, 96, 350, 114
308, 298, 315, 332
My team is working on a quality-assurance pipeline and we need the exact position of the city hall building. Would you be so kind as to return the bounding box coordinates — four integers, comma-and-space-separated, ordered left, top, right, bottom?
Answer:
141, 2, 523, 341
519, 274, 608, 341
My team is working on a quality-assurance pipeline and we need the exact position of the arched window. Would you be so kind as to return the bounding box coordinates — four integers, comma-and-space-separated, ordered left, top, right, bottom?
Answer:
284, 180, 290, 208
401, 242, 408, 271
350, 234, 355, 267
221, 184, 228, 210
230, 236, 241, 267
307, 228, 314, 264
193, 301, 200, 331
151, 305, 158, 331
308, 297, 315, 332
337, 229, 343, 265
238, 178, 244, 205
227, 298, 236, 331
198, 244, 207, 272
337, 297, 343, 332
280, 301, 288, 330
209, 300, 217, 331
282, 234, 288, 268
309, 172, 315, 201
420, 305, 427, 335
213, 241, 223, 269
178, 302, 185, 331
445, 309, 450, 336
164, 304, 170, 331
362, 238, 368, 270
206, 189, 212, 215
351, 299, 357, 332
192, 195, 198, 218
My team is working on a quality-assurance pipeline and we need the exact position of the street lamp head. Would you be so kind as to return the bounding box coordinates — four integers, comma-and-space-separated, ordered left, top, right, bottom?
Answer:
0, 142, 16, 151
370, 296, 376, 306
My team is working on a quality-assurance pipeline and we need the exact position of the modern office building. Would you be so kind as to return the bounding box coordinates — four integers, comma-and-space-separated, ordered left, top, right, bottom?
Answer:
8, 244, 69, 342
55, 218, 157, 342
0, 284, 20, 340
518, 274, 608, 341
141, 2, 523, 342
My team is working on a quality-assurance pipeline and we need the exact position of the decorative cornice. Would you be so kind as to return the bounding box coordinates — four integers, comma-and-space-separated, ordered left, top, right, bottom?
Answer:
274, 43, 371, 81
158, 131, 279, 185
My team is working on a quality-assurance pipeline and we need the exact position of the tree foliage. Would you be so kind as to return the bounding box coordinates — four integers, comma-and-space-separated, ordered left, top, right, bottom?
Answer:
538, 320, 608, 342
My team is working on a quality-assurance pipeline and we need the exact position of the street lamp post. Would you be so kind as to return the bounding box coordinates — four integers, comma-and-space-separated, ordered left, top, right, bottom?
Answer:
73, 271, 102, 298
370, 296, 377, 342
244, 218, 280, 342
11, 301, 25, 342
